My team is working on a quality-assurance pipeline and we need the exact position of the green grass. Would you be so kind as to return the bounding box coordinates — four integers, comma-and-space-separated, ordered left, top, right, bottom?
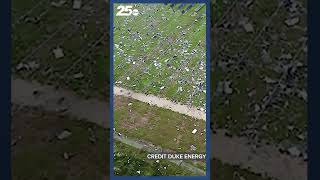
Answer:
114, 141, 198, 176
114, 3, 207, 108
114, 96, 206, 153
211, 0, 307, 145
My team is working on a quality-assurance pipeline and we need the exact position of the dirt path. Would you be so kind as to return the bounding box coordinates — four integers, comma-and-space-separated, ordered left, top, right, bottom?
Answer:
11, 77, 307, 180
114, 86, 206, 120
212, 129, 307, 180
11, 77, 108, 128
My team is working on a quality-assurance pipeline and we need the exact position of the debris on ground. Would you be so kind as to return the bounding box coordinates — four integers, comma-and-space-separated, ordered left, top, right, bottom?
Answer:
63, 152, 70, 160
239, 17, 254, 33
53, 47, 64, 59
288, 146, 301, 157
224, 81, 233, 94
16, 61, 40, 71
190, 145, 197, 151
298, 89, 307, 102
57, 130, 72, 140
284, 17, 300, 27
73, 0, 82, 10
73, 72, 84, 79
51, 0, 66, 7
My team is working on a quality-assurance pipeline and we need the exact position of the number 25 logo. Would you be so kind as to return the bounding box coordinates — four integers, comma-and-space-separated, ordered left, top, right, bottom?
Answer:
116, 5, 139, 16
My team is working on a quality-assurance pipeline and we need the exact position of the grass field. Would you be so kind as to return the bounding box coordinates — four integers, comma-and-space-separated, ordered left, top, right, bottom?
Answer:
114, 96, 206, 153
114, 95, 207, 174
212, 0, 307, 148
114, 3, 207, 109
12, 0, 109, 98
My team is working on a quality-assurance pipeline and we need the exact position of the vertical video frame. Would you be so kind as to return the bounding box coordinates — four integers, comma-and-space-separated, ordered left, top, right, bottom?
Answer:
112, 3, 207, 176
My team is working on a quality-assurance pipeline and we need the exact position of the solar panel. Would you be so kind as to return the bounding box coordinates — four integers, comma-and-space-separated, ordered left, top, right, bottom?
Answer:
177, 3, 185, 9
182, 4, 194, 14
194, 4, 205, 12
